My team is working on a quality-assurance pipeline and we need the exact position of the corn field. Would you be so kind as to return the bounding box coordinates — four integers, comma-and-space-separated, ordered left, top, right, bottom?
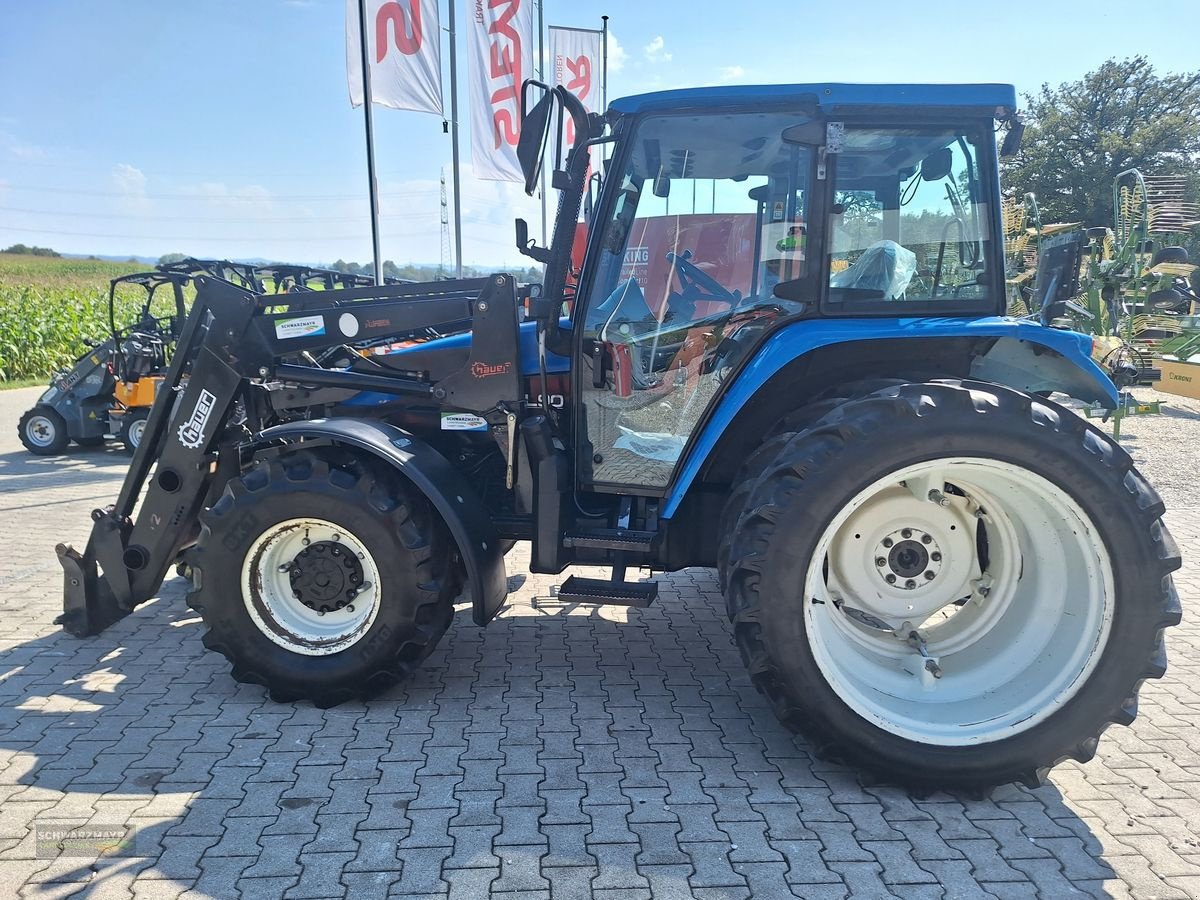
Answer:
0, 255, 150, 382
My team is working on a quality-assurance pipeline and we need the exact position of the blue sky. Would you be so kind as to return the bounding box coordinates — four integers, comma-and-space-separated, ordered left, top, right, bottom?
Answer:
2, 0, 1197, 266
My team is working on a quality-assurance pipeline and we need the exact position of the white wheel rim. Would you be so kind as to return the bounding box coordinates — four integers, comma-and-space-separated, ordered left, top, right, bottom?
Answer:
804, 457, 1114, 746
25, 415, 57, 448
128, 417, 146, 448
241, 517, 382, 656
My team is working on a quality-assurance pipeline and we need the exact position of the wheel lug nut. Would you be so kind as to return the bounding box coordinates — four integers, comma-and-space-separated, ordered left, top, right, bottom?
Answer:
882, 538, 893, 548
885, 574, 897, 584
905, 579, 916, 589
901, 528, 912, 539
875, 557, 887, 567
921, 534, 932, 545
931, 552, 942, 562
924, 571, 935, 580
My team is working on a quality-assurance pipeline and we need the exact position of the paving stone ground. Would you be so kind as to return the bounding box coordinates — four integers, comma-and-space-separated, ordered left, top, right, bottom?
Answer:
1, 384, 1198, 899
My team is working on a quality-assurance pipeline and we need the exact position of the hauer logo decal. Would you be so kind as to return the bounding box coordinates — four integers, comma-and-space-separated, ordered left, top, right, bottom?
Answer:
178, 389, 217, 449
471, 361, 512, 378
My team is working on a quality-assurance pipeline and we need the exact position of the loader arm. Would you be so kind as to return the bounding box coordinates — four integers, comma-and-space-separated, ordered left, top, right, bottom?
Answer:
58, 272, 526, 636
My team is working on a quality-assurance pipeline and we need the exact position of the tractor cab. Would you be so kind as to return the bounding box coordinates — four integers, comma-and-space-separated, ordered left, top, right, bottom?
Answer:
517, 84, 1013, 495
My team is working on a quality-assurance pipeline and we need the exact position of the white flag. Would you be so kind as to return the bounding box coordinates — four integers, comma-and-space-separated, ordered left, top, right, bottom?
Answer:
469, 0, 534, 182
347, 0, 443, 115
548, 26, 603, 169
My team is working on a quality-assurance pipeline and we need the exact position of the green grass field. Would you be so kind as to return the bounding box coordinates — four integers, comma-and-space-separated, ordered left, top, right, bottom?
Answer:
0, 254, 157, 384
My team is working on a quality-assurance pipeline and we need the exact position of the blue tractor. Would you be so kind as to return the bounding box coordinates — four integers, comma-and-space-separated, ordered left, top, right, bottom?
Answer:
57, 82, 1180, 792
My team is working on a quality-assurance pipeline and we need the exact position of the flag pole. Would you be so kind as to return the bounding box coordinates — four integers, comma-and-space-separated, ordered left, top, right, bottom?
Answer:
601, 15, 609, 110
447, 0, 464, 278
537, 0, 548, 249
355, 0, 384, 285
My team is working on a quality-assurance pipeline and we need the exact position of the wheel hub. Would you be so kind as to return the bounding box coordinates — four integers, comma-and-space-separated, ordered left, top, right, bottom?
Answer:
827, 484, 977, 624
289, 541, 364, 613
26, 416, 55, 447
876, 528, 942, 588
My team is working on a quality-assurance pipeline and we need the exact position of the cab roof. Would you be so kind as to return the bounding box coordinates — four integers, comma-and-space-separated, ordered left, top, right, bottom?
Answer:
608, 83, 1018, 118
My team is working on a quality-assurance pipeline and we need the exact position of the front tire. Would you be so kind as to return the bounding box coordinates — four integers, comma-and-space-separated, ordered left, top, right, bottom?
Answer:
186, 451, 459, 707
18, 406, 70, 455
723, 381, 1181, 792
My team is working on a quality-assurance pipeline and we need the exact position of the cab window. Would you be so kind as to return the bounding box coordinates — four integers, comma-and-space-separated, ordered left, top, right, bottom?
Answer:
826, 127, 993, 307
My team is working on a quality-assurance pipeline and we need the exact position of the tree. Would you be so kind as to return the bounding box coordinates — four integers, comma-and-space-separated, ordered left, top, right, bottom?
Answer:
2, 243, 60, 257
158, 252, 187, 265
1003, 57, 1200, 228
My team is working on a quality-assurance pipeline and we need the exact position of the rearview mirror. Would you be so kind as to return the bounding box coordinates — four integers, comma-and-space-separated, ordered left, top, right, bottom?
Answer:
1000, 120, 1025, 158
517, 80, 555, 196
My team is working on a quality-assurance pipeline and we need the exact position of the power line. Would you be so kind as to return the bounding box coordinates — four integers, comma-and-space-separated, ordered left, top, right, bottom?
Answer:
0, 204, 437, 223
1, 157, 425, 183
0, 183, 443, 201
0, 225, 447, 242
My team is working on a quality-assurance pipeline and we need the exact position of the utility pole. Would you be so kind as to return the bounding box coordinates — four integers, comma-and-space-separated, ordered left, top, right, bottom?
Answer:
355, 0, 384, 285
439, 169, 451, 278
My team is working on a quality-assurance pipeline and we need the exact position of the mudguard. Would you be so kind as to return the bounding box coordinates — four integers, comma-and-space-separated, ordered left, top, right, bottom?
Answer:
663, 316, 1118, 518
256, 418, 508, 626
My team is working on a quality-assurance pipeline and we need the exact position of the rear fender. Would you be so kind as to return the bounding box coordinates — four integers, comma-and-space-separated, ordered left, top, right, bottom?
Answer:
662, 316, 1117, 518
255, 418, 507, 625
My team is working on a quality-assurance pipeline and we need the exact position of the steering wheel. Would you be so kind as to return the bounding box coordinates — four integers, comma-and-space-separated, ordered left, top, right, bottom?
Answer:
666, 250, 739, 310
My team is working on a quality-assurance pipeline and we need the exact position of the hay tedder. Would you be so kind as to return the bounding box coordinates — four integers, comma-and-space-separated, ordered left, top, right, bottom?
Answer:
55, 82, 1180, 792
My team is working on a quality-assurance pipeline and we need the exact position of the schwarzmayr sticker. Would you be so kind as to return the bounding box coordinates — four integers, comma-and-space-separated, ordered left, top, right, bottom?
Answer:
274, 315, 325, 340
440, 412, 489, 432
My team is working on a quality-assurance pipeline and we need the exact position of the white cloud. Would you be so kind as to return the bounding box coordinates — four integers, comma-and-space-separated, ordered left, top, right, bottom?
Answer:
112, 163, 147, 196
186, 181, 275, 217
643, 36, 672, 64
112, 163, 153, 215
606, 31, 627, 74
721, 65, 746, 80
7, 142, 43, 160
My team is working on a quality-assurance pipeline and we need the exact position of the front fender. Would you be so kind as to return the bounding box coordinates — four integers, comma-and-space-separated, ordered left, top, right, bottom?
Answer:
256, 418, 507, 625
662, 316, 1117, 518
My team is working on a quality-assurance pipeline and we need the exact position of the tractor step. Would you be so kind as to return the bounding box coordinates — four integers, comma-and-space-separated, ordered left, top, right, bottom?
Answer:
562, 529, 657, 552
555, 575, 658, 607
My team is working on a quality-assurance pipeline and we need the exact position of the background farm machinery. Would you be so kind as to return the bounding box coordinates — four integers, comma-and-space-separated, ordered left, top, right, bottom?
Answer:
1004, 169, 1200, 433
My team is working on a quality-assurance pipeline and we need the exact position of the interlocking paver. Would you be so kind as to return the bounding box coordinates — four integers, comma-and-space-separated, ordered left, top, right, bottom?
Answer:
2, 384, 1200, 898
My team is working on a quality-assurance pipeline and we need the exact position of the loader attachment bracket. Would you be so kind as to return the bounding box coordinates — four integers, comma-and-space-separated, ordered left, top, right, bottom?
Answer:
55, 540, 129, 637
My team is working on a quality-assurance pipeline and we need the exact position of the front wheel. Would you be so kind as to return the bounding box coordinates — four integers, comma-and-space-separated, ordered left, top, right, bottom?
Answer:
18, 405, 70, 455
722, 381, 1181, 792
186, 451, 459, 707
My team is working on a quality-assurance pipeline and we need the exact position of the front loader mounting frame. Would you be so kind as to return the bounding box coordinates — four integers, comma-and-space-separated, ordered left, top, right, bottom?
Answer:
57, 272, 527, 636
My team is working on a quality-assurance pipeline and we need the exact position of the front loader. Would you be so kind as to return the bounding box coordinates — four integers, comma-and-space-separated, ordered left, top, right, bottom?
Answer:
57, 81, 1180, 793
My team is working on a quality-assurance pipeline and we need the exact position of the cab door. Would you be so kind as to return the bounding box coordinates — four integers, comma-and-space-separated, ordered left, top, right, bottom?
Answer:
573, 110, 822, 492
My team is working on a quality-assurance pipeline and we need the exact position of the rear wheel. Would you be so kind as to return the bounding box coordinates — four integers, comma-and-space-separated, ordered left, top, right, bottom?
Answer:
722, 381, 1181, 791
120, 409, 149, 454
186, 451, 459, 707
18, 406, 70, 455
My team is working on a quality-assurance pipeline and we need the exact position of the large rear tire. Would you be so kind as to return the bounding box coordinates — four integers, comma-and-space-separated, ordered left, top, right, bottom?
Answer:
186, 451, 459, 707
722, 380, 1181, 792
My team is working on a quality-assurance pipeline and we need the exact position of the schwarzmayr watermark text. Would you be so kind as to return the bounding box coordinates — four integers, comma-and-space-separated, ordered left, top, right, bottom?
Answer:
35, 822, 139, 858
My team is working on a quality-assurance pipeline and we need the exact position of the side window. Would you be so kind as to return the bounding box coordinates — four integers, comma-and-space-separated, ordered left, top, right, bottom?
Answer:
827, 128, 991, 305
